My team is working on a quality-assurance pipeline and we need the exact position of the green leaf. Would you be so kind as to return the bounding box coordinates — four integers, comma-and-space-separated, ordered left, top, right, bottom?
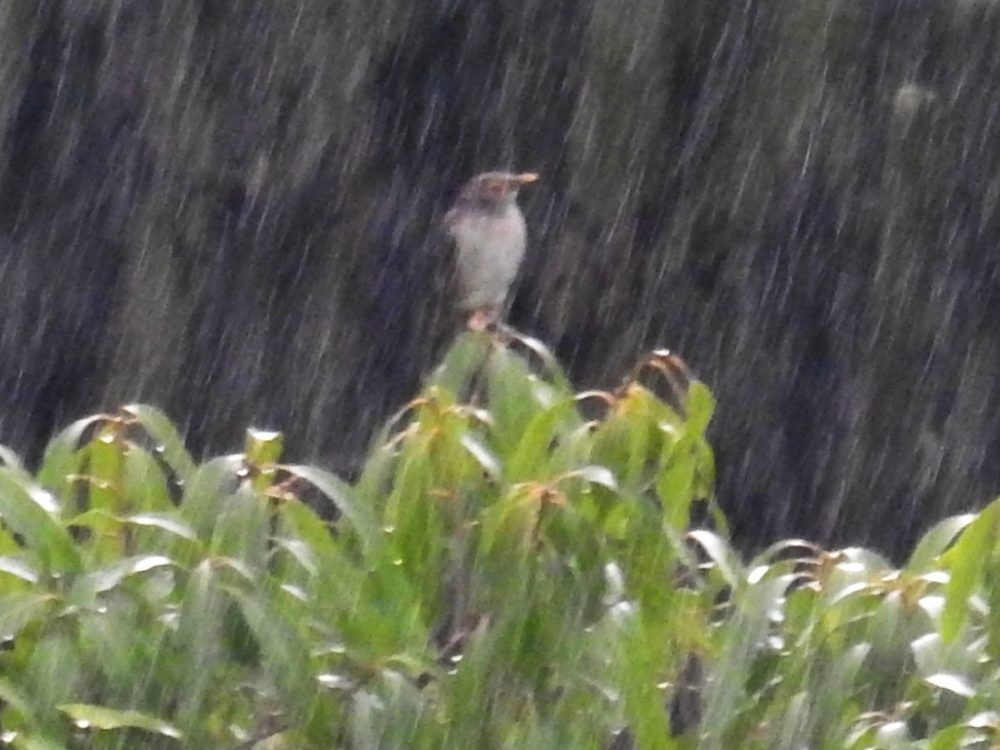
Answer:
69, 554, 175, 602
245, 428, 284, 491
273, 537, 318, 576
172, 560, 227, 735
0, 592, 55, 639
686, 381, 716, 437
986, 551, 1000, 659
276, 498, 341, 566
122, 403, 197, 484
906, 513, 977, 574
36, 414, 105, 496
86, 427, 126, 515
67, 509, 200, 570
11, 735, 69, 750
57, 703, 182, 740
0, 444, 31, 480
658, 437, 696, 531
618, 616, 678, 750
812, 642, 871, 740
687, 529, 742, 591
506, 330, 576, 395
209, 483, 268, 570
22, 632, 84, 714
276, 499, 369, 618
178, 455, 242, 540
281, 464, 378, 557
0, 469, 81, 574
700, 576, 789, 748
592, 386, 677, 493
486, 345, 548, 452
121, 445, 174, 514
227, 587, 315, 711
564, 464, 619, 491
506, 399, 578, 482
0, 555, 40, 583
458, 432, 501, 480
479, 486, 539, 560
940, 498, 1000, 642
125, 512, 198, 541
927, 725, 965, 750
925, 672, 976, 698
426, 333, 492, 397
0, 675, 40, 726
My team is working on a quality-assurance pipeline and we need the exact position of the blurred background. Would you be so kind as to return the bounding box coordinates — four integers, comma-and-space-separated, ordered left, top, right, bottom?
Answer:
1, 0, 998, 558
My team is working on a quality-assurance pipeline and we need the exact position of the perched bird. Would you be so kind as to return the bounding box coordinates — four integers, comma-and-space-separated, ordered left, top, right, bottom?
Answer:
443, 171, 538, 331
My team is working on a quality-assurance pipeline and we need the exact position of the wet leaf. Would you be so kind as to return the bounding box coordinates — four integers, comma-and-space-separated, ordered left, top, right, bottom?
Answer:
280, 464, 378, 557
178, 455, 242, 540
36, 414, 105, 497
907, 513, 977, 573
506, 399, 577, 482
245, 428, 284, 491
0, 592, 55, 639
458, 433, 501, 480
0, 469, 81, 574
122, 403, 198, 483
567, 464, 619, 491
925, 672, 976, 698
0, 444, 30, 480
940, 498, 1000, 642
121, 445, 174, 514
10, 735, 68, 750
209, 482, 268, 570
58, 703, 182, 739
227, 586, 314, 711
0, 555, 40, 584
687, 529, 742, 590
927, 725, 964, 750
686, 381, 715, 437
426, 332, 492, 397
658, 437, 696, 531
125, 512, 198, 541
173, 560, 227, 735
69, 554, 174, 601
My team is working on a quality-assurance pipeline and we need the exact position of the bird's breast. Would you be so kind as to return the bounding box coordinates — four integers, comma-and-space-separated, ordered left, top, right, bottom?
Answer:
451, 209, 525, 243
450, 207, 527, 309
451, 209, 526, 262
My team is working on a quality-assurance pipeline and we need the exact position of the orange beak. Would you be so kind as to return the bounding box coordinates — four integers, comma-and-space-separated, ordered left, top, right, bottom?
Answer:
513, 172, 539, 185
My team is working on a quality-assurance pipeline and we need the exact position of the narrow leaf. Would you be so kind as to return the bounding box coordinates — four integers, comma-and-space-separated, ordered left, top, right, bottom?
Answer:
0, 469, 81, 573
0, 592, 55, 638
122, 403, 197, 483
58, 703, 182, 739
907, 513, 978, 573
36, 414, 105, 495
280, 464, 377, 556
940, 499, 1000, 642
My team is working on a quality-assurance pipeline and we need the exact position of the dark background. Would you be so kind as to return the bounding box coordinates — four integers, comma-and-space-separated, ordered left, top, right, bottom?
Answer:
1, 0, 999, 558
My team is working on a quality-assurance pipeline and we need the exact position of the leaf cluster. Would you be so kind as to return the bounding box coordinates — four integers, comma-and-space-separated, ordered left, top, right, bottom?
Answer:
0, 334, 996, 749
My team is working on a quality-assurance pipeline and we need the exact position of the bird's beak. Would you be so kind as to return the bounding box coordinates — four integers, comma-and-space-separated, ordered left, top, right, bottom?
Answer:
512, 172, 539, 185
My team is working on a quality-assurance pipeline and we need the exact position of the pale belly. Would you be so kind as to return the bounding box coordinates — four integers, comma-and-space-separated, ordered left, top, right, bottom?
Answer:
450, 208, 527, 310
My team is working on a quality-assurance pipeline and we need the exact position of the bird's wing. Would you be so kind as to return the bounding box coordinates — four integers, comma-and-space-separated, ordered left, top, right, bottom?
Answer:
442, 206, 461, 238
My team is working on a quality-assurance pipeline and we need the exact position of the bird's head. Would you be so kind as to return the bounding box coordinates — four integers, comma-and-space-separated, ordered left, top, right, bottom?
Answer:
462, 171, 539, 208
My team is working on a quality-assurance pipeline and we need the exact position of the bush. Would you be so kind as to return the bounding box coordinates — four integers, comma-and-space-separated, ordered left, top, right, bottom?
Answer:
0, 332, 997, 749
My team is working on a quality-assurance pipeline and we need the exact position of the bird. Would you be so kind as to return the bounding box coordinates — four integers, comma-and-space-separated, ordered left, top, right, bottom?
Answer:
443, 171, 538, 332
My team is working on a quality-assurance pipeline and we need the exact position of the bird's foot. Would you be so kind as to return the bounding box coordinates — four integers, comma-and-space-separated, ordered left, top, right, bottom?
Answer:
466, 306, 501, 332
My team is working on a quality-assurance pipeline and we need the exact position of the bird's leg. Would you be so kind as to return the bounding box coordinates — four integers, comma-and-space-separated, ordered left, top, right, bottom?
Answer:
491, 322, 515, 346
466, 305, 501, 332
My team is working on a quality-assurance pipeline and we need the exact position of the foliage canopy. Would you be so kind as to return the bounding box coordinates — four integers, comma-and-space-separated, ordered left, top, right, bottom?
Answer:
0, 334, 997, 749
